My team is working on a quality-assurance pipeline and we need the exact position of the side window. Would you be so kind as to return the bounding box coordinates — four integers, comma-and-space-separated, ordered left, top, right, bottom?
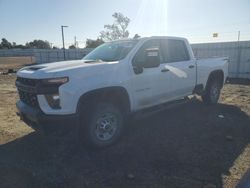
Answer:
161, 39, 190, 63
133, 40, 162, 66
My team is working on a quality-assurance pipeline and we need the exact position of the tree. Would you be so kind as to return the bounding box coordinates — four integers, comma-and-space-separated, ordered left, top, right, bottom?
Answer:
14, 44, 27, 49
26, 40, 51, 49
0, 38, 54, 49
133, 34, 141, 39
69, 44, 76, 49
0, 38, 12, 49
100, 12, 130, 41
85, 38, 104, 48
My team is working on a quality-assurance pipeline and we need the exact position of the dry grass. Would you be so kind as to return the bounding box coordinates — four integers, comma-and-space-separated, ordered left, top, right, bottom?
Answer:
0, 57, 35, 72
0, 75, 32, 144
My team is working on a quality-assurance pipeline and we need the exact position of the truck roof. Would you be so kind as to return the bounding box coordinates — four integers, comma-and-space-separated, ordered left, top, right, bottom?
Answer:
112, 36, 188, 43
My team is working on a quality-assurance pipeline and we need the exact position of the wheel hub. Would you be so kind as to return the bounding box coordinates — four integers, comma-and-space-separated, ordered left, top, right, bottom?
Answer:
211, 84, 219, 101
95, 113, 117, 141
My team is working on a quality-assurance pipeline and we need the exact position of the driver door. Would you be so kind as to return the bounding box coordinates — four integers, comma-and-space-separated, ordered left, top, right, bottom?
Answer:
130, 39, 171, 110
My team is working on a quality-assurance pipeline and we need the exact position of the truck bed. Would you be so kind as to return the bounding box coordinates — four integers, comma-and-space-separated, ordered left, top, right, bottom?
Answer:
196, 57, 229, 87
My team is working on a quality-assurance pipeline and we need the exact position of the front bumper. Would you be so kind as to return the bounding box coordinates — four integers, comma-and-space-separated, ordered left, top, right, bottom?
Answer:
16, 100, 79, 134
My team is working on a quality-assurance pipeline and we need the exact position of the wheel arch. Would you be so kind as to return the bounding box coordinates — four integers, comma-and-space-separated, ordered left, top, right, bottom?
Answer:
76, 86, 131, 115
205, 70, 224, 89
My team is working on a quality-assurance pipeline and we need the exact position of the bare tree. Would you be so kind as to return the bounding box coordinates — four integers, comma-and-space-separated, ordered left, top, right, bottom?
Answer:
133, 34, 141, 39
100, 12, 130, 41
85, 38, 104, 48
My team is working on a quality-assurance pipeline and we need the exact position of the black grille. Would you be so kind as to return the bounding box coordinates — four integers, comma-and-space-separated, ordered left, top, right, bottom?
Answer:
16, 77, 38, 87
18, 89, 39, 107
16, 77, 39, 108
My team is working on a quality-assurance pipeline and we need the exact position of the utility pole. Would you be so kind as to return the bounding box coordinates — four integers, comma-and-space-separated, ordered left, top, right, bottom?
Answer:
74, 36, 77, 48
236, 31, 241, 78
61, 25, 68, 60
237, 31, 241, 42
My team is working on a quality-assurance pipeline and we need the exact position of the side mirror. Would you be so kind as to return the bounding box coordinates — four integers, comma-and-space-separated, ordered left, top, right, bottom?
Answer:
143, 48, 160, 68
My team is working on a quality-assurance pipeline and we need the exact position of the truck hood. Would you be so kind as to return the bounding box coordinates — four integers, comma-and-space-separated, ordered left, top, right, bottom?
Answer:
17, 60, 119, 79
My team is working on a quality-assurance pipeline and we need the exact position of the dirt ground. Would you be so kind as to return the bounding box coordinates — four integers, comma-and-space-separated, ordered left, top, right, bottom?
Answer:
0, 74, 249, 188
0, 57, 35, 72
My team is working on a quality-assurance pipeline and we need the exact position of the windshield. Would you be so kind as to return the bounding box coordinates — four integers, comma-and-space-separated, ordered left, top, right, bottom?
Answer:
83, 40, 138, 62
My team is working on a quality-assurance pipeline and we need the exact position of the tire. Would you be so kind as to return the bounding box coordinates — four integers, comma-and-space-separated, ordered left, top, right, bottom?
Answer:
202, 79, 221, 105
79, 102, 124, 149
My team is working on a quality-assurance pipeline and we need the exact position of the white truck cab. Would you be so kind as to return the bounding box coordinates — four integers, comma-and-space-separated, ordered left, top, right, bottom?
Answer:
16, 36, 228, 148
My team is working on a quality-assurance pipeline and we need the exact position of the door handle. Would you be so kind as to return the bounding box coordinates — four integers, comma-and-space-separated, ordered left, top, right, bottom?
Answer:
161, 68, 170, 72
189, 65, 195, 69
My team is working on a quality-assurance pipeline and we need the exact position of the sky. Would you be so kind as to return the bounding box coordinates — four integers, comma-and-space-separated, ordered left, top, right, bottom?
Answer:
0, 0, 250, 48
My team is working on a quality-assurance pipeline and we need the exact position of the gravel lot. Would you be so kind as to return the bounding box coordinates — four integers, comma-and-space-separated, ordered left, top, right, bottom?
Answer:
0, 75, 249, 188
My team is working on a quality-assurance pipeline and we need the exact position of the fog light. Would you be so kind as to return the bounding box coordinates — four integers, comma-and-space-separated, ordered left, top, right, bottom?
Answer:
45, 94, 61, 109
52, 94, 60, 100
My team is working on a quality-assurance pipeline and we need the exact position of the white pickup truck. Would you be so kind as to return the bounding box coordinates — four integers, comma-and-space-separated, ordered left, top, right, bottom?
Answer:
16, 36, 228, 148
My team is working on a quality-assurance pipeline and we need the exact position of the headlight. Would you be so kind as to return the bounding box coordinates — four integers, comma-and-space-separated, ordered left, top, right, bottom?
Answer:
42, 77, 68, 109
42, 77, 69, 85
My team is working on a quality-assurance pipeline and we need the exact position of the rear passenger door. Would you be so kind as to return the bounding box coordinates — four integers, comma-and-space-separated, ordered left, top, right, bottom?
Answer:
160, 39, 196, 99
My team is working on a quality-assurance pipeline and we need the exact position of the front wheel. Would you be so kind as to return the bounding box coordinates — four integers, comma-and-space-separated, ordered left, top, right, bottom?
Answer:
80, 102, 124, 148
202, 79, 221, 105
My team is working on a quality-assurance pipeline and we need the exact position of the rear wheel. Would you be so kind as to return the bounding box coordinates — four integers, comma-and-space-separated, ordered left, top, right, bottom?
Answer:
202, 79, 221, 105
80, 102, 124, 148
